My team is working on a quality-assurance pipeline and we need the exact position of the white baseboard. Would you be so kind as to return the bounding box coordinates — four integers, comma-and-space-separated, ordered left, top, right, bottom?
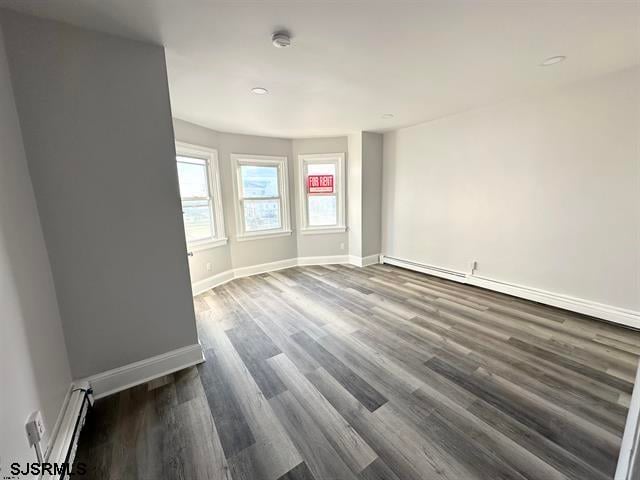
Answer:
83, 343, 204, 399
381, 255, 640, 329
43, 384, 73, 458
191, 270, 234, 296
192, 254, 380, 296
347, 254, 382, 267
298, 254, 350, 265
234, 258, 298, 279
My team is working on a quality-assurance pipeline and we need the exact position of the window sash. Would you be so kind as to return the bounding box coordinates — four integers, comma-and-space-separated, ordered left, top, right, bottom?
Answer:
306, 193, 338, 227
231, 154, 291, 240
176, 143, 226, 249
241, 198, 283, 232
238, 165, 281, 199
177, 157, 215, 243
299, 154, 345, 232
239, 172, 283, 229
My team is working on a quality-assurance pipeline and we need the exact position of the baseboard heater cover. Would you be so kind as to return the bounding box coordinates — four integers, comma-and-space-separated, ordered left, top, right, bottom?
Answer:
380, 255, 640, 329
44, 385, 92, 480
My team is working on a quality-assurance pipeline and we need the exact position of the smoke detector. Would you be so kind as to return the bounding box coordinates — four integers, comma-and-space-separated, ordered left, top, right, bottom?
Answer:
272, 31, 291, 48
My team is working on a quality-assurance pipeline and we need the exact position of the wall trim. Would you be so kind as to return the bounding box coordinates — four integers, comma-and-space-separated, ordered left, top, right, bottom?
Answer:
298, 254, 350, 265
191, 270, 235, 296
192, 254, 380, 295
43, 384, 73, 458
82, 343, 204, 399
381, 255, 640, 329
349, 254, 381, 267
234, 258, 298, 278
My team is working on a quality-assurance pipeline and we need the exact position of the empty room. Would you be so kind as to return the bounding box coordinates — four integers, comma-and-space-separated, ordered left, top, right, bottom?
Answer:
1, 1, 639, 479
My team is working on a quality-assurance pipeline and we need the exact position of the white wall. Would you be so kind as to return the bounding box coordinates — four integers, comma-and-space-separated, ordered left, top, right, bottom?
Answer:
382, 67, 640, 312
0, 24, 72, 472
1, 11, 199, 379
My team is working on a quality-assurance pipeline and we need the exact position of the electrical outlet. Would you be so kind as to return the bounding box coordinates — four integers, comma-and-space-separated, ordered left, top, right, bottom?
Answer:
25, 411, 45, 446
206, 262, 212, 272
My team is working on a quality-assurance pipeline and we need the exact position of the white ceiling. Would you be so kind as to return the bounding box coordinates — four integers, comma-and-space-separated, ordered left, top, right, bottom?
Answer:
2, 1, 639, 138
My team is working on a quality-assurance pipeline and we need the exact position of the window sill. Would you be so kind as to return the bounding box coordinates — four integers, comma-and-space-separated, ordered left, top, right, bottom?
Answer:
188, 237, 228, 252
300, 226, 347, 235
236, 230, 293, 242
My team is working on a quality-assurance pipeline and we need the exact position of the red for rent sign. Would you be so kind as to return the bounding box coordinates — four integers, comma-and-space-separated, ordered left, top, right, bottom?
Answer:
307, 175, 334, 193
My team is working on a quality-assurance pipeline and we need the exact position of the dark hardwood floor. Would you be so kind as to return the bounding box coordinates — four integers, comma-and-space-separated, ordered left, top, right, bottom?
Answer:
75, 263, 640, 479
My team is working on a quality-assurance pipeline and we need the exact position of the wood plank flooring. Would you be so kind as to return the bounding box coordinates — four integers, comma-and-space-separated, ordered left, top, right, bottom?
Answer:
75, 264, 640, 479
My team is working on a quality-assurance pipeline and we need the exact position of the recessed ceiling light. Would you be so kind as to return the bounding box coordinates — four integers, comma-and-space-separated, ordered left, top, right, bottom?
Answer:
382, 113, 394, 119
540, 56, 566, 67
251, 87, 269, 95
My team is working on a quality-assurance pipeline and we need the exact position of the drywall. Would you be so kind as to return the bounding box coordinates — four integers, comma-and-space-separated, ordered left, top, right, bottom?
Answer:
1, 11, 198, 379
292, 137, 349, 257
382, 66, 640, 313
348, 132, 383, 260
348, 133, 363, 258
171, 121, 233, 283
173, 119, 297, 281
0, 24, 71, 469
362, 132, 383, 257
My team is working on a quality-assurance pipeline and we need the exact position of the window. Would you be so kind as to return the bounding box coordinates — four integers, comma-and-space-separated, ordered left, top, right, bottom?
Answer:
175, 142, 226, 250
298, 153, 346, 234
231, 154, 291, 240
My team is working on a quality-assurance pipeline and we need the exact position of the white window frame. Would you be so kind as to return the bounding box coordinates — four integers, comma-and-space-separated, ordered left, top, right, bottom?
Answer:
231, 154, 292, 241
176, 141, 227, 251
298, 152, 346, 235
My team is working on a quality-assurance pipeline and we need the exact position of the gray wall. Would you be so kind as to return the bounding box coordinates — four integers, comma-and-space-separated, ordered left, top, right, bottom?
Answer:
0, 24, 72, 468
173, 119, 296, 280
347, 133, 363, 258
362, 132, 383, 257
220, 131, 297, 268
174, 119, 350, 282
1, 11, 198, 379
292, 137, 349, 258
382, 66, 640, 312
348, 132, 383, 259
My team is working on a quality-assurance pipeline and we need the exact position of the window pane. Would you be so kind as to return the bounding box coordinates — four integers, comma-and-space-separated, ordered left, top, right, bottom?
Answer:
307, 163, 336, 176
240, 165, 279, 198
177, 158, 209, 198
182, 200, 213, 242
243, 199, 281, 231
308, 195, 337, 226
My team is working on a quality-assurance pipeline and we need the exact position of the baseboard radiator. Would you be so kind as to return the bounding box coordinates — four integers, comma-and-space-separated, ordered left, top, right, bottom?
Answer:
44, 385, 92, 479
380, 255, 640, 329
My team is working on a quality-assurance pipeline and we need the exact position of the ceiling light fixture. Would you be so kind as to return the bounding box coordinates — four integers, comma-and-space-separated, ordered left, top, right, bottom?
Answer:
272, 31, 291, 48
540, 55, 566, 66
251, 87, 269, 95
381, 114, 394, 119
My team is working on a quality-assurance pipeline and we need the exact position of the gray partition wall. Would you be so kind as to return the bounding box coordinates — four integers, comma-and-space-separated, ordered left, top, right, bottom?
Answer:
0, 11, 199, 379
